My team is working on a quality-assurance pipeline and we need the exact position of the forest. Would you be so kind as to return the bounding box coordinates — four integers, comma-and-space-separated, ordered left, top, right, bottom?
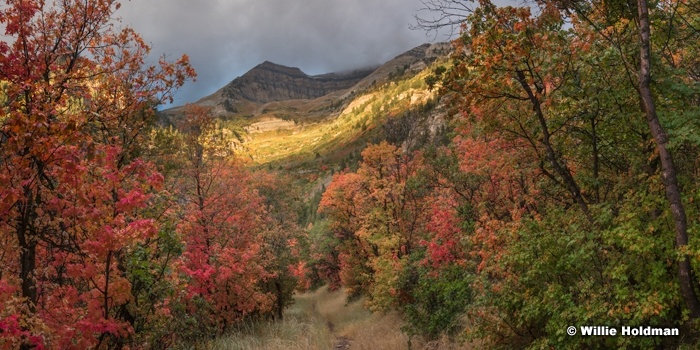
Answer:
1, 0, 700, 349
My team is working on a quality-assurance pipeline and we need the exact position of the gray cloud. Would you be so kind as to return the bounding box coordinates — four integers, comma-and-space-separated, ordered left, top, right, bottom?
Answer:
117, 0, 450, 107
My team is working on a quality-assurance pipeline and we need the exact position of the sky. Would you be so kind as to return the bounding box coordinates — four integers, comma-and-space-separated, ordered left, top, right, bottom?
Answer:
116, 0, 460, 107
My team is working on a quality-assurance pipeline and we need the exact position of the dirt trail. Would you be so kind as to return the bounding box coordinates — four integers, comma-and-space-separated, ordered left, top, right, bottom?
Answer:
293, 286, 413, 350
327, 321, 352, 349
333, 335, 352, 349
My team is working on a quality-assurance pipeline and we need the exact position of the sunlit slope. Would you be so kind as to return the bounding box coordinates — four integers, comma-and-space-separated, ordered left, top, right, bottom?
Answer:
239, 67, 437, 164
161, 42, 450, 167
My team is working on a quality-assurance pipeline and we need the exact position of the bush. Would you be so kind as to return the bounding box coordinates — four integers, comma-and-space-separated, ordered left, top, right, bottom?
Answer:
402, 263, 473, 340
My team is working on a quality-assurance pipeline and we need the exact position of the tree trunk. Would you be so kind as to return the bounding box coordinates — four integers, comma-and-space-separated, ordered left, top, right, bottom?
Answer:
18, 218, 37, 350
275, 281, 284, 320
515, 70, 594, 224
637, 0, 700, 318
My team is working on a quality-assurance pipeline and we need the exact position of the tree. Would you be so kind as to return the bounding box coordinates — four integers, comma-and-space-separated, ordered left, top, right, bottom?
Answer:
554, 0, 700, 318
417, 0, 700, 319
172, 105, 271, 337
252, 171, 307, 320
0, 0, 194, 348
414, 0, 700, 346
318, 171, 371, 295
413, 0, 475, 36
320, 142, 436, 309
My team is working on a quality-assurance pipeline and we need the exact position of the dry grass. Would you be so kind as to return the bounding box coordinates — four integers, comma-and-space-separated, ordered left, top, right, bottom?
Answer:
206, 286, 479, 350
337, 312, 409, 350
206, 318, 332, 350
206, 293, 333, 350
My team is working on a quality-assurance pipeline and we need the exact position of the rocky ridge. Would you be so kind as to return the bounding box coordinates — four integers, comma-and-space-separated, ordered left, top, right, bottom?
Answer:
162, 42, 451, 125
221, 62, 374, 106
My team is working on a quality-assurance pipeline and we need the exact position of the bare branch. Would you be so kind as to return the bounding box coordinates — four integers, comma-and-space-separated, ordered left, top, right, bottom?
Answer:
411, 0, 476, 38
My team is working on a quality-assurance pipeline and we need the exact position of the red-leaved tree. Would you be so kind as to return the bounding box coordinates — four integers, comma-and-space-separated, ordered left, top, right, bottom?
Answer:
0, 0, 194, 348
172, 105, 271, 337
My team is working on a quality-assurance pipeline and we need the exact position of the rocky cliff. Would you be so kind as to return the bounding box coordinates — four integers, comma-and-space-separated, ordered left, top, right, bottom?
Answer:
161, 42, 451, 123
221, 61, 373, 106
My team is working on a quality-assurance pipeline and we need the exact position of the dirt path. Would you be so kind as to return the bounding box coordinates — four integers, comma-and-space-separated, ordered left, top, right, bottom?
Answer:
333, 336, 352, 349
328, 321, 352, 349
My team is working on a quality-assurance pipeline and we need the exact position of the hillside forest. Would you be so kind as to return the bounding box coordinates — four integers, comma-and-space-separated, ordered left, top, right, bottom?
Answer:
1, 0, 700, 349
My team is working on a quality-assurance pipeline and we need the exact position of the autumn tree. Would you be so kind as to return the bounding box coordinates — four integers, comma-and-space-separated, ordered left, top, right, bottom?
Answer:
552, 0, 700, 318
170, 105, 271, 338
318, 171, 371, 295
252, 171, 308, 320
410, 0, 700, 346
419, 0, 700, 320
0, 0, 194, 348
320, 143, 438, 309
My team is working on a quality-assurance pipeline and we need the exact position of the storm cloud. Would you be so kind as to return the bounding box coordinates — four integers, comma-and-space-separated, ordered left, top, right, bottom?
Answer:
117, 0, 453, 107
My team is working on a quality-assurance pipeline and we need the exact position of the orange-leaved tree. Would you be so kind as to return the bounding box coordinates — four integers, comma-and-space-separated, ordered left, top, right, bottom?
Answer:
320, 142, 436, 309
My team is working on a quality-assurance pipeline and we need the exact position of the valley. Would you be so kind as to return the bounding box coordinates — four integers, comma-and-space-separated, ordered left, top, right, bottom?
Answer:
4, 1, 700, 348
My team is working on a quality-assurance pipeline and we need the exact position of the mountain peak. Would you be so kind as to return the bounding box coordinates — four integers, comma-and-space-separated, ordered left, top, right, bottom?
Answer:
221, 61, 371, 104
172, 42, 450, 117
250, 61, 307, 78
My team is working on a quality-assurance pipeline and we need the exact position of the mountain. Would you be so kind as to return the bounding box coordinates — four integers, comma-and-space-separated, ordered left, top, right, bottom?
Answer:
163, 43, 449, 119
221, 61, 373, 104
161, 42, 451, 165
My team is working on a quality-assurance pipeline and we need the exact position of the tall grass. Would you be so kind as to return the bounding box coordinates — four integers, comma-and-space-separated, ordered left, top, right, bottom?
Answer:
206, 288, 334, 350
206, 316, 333, 350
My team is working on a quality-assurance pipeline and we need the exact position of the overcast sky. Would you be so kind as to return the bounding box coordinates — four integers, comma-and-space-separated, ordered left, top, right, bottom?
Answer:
117, 0, 459, 107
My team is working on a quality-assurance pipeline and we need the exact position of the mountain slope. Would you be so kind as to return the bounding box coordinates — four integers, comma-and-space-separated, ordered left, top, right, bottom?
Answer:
161, 42, 451, 166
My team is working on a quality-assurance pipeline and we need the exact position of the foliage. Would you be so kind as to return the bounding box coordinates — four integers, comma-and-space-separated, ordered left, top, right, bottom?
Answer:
317, 0, 700, 347
402, 262, 473, 340
319, 143, 438, 308
0, 0, 194, 348
252, 171, 308, 319
0, 2, 303, 348
174, 138, 270, 336
4, 0, 700, 347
